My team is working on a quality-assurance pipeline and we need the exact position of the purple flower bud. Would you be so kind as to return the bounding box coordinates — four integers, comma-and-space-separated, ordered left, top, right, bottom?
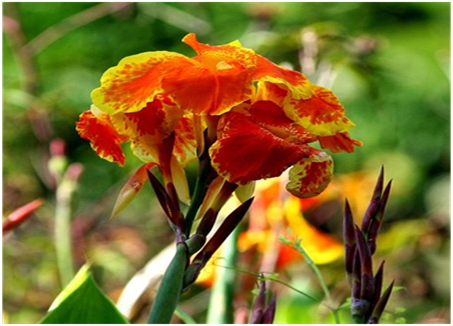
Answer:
371, 261, 385, 309
249, 280, 266, 324
361, 167, 384, 233
196, 208, 217, 237
367, 281, 395, 324
147, 170, 184, 231
344, 199, 356, 281
262, 293, 277, 324
355, 226, 374, 302
368, 180, 392, 254
352, 250, 361, 300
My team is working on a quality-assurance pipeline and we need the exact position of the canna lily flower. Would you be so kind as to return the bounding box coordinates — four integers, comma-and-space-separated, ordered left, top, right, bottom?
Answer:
77, 33, 360, 202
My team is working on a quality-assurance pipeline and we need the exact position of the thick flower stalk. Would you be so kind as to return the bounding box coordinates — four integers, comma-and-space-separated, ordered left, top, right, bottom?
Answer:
76, 33, 360, 323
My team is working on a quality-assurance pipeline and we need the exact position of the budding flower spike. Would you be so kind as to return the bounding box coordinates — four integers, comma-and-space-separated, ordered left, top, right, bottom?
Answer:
249, 280, 277, 324
344, 168, 396, 324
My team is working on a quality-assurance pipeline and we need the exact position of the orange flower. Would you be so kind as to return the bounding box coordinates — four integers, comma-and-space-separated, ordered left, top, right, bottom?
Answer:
77, 33, 360, 200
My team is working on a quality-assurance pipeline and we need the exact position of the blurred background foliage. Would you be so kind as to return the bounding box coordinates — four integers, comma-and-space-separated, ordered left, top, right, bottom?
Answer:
3, 2, 450, 324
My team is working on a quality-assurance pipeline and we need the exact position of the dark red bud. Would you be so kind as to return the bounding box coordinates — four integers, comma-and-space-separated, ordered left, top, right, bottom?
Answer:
3, 199, 44, 234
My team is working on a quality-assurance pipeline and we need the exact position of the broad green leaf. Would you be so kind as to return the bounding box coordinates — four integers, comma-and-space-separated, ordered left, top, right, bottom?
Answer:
40, 265, 129, 324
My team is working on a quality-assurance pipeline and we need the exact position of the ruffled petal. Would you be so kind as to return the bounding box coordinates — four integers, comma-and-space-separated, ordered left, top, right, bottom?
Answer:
285, 85, 356, 136
182, 33, 256, 69
253, 82, 289, 107
109, 95, 183, 163
253, 55, 313, 100
209, 112, 306, 184
286, 149, 334, 198
91, 51, 190, 114
76, 108, 128, 166
318, 132, 363, 153
245, 101, 317, 145
161, 34, 256, 115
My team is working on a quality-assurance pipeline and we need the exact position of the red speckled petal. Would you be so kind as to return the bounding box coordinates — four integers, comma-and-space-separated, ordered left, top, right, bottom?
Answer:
76, 109, 128, 166
173, 116, 198, 166
91, 51, 191, 114
209, 112, 306, 184
254, 55, 313, 100
318, 132, 363, 153
110, 95, 183, 163
285, 85, 355, 136
286, 149, 334, 198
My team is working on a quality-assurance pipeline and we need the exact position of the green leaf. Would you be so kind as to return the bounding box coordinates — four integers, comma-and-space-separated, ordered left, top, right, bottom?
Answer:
40, 265, 129, 324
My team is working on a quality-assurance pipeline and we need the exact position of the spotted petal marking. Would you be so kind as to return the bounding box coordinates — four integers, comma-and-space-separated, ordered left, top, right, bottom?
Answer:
286, 150, 334, 198
286, 85, 356, 136
76, 109, 128, 166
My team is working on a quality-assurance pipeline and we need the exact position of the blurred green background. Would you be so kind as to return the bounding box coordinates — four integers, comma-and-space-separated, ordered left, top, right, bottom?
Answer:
3, 2, 450, 324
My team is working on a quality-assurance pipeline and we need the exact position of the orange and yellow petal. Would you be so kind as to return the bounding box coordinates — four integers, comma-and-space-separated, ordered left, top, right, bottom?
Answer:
253, 82, 289, 107
160, 33, 257, 115
76, 109, 128, 166
318, 132, 363, 153
91, 51, 190, 114
209, 112, 306, 185
109, 95, 183, 164
286, 149, 334, 198
182, 33, 256, 69
254, 55, 313, 100
173, 116, 198, 166
286, 85, 355, 136
162, 62, 254, 116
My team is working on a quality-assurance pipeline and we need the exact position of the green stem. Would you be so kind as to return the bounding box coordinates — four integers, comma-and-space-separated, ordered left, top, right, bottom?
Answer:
206, 227, 240, 324
289, 241, 341, 324
184, 160, 211, 237
55, 171, 78, 287
148, 244, 188, 324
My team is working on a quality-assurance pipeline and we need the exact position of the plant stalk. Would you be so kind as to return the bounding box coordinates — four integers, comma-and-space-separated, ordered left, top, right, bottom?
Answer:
55, 172, 78, 286
148, 244, 188, 324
